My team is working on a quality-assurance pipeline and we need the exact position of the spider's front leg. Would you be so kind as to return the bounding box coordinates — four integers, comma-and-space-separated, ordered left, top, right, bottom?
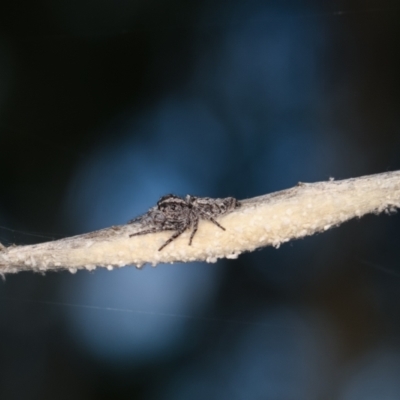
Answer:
188, 218, 199, 246
158, 229, 187, 251
206, 216, 226, 231
129, 227, 162, 237
130, 226, 187, 251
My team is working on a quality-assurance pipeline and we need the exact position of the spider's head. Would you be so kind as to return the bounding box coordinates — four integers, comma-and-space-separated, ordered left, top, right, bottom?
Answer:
157, 194, 188, 213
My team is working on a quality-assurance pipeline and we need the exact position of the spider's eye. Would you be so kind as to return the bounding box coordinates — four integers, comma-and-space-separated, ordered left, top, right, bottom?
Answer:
163, 203, 183, 212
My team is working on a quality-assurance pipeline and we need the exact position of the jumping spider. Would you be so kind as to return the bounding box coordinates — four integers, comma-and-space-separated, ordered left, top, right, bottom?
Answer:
128, 194, 240, 251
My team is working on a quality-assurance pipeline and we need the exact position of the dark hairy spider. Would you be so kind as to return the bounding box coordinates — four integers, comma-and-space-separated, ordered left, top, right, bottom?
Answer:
128, 194, 240, 251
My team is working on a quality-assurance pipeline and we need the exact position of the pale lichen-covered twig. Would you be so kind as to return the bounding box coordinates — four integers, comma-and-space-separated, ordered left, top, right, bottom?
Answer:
1, 171, 400, 275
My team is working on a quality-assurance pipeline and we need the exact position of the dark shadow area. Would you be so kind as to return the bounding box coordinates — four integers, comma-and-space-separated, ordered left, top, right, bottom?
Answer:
0, 1, 400, 398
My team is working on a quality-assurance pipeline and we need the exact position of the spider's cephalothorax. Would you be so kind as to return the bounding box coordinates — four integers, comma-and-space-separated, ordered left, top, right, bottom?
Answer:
128, 194, 240, 251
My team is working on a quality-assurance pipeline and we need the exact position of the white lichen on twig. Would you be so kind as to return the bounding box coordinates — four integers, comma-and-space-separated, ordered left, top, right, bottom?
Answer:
1, 171, 400, 275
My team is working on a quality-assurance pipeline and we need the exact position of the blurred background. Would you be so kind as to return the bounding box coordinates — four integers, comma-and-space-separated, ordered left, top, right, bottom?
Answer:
0, 0, 400, 398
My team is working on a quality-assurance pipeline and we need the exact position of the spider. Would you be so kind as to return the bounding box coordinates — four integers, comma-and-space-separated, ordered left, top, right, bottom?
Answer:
128, 194, 240, 251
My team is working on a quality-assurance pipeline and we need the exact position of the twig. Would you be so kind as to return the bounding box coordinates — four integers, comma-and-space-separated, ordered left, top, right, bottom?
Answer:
1, 171, 400, 275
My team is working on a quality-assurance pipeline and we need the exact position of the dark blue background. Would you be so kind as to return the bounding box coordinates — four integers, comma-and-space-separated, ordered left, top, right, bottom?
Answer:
1, 1, 400, 399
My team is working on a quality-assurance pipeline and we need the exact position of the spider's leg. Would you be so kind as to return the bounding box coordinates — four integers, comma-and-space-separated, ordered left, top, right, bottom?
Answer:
207, 217, 226, 231
189, 218, 199, 246
158, 229, 186, 251
129, 227, 161, 237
